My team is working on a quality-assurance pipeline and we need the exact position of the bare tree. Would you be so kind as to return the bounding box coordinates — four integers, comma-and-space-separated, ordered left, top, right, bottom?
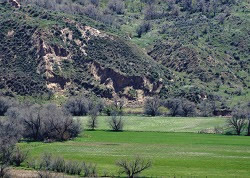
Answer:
116, 156, 152, 178
64, 96, 89, 116
108, 115, 124, 131
40, 104, 82, 141
0, 113, 21, 177
228, 108, 246, 135
8, 104, 81, 141
165, 98, 196, 117
144, 97, 160, 116
87, 108, 98, 130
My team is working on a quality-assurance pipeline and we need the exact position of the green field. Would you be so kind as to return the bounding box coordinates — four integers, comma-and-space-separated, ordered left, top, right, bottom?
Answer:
20, 117, 250, 177
81, 116, 227, 133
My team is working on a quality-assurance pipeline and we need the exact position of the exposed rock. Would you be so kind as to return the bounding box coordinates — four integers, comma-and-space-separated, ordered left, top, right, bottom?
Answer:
7, 30, 14, 37
89, 62, 163, 100
8, 0, 20, 8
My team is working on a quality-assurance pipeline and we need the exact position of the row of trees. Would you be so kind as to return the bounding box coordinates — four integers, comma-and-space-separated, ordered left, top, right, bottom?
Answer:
63, 95, 221, 118
144, 97, 217, 117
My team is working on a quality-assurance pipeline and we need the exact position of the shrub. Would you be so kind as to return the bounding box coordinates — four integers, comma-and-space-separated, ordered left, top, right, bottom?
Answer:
83, 4, 100, 20
136, 21, 151, 38
144, 97, 161, 116
144, 5, 159, 20
107, 0, 125, 14
27, 159, 37, 169
104, 99, 124, 116
50, 156, 65, 172
108, 115, 124, 131
83, 163, 98, 177
198, 100, 214, 117
89, 0, 99, 7
64, 96, 89, 116
39, 153, 52, 170
64, 161, 82, 175
10, 146, 28, 167
0, 97, 15, 116
116, 156, 152, 178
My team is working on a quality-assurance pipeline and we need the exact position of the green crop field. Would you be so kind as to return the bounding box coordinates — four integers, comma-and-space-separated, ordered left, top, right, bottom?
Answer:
20, 117, 250, 177
80, 116, 227, 133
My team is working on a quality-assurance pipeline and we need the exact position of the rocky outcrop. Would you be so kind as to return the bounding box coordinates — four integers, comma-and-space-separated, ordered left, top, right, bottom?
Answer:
90, 62, 163, 99
35, 36, 71, 92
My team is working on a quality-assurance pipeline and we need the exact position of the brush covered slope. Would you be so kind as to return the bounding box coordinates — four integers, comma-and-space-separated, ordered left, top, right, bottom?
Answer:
0, 0, 249, 106
0, 2, 173, 103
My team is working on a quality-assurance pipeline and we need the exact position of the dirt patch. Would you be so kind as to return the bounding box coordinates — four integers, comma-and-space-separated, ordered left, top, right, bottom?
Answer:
77, 25, 108, 41
7, 30, 14, 37
7, 168, 75, 178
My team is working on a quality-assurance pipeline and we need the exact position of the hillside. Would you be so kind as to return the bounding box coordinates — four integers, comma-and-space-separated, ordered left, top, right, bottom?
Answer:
0, 0, 249, 107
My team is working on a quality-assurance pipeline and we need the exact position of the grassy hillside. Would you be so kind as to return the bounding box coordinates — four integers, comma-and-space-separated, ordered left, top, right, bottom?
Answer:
0, 0, 249, 107
20, 130, 250, 177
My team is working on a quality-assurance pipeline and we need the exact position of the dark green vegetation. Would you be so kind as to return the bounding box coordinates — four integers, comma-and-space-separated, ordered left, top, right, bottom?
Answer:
0, 0, 249, 108
20, 130, 250, 177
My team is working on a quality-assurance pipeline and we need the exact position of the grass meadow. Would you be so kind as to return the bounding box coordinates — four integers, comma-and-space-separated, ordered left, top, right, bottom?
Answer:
20, 116, 250, 177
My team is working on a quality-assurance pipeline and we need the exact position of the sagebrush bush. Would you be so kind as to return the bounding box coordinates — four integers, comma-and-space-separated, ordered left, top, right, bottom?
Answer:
50, 156, 65, 172
39, 153, 52, 170
10, 146, 28, 167
64, 161, 82, 175
83, 163, 98, 177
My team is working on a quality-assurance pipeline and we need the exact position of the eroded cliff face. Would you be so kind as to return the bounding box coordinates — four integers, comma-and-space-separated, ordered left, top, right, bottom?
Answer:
30, 20, 166, 102
89, 62, 163, 101
0, 2, 171, 101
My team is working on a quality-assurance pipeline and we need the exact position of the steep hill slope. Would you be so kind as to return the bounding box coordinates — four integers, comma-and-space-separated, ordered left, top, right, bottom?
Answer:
0, 2, 173, 104
0, 0, 249, 107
